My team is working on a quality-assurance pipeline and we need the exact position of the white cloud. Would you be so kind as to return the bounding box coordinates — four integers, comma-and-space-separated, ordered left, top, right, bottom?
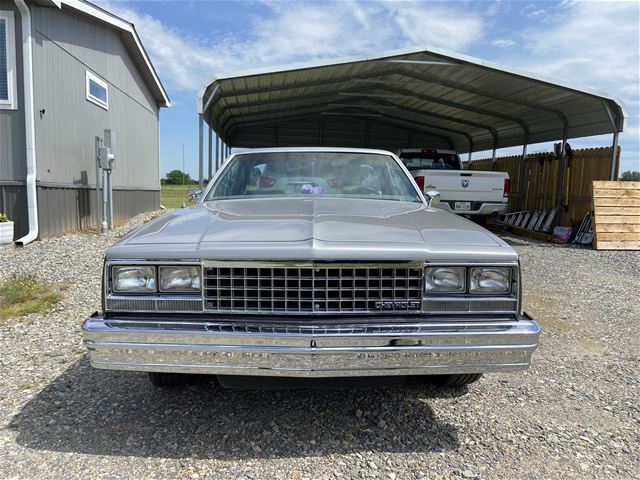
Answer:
515, 0, 639, 172
527, 9, 547, 18
491, 38, 515, 48
522, 1, 638, 94
97, 0, 485, 93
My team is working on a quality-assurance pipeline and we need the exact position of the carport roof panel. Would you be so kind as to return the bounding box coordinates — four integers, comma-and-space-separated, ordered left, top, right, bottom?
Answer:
200, 46, 625, 152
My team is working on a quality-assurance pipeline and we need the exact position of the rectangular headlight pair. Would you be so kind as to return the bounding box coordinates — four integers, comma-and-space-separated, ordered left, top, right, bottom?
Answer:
111, 265, 201, 294
425, 266, 512, 294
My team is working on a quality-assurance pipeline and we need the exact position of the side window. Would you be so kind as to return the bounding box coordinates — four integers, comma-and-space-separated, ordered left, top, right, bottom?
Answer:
86, 70, 109, 110
211, 159, 242, 197
405, 158, 420, 169
0, 11, 17, 110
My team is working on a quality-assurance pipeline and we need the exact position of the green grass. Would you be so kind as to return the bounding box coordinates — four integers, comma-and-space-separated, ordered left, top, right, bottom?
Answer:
0, 275, 65, 324
160, 184, 196, 209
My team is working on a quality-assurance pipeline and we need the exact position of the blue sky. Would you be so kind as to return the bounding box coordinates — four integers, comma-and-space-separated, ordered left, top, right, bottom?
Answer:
98, 0, 639, 177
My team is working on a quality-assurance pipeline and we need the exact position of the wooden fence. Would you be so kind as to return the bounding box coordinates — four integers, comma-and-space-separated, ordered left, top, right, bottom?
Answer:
592, 181, 640, 250
467, 147, 619, 226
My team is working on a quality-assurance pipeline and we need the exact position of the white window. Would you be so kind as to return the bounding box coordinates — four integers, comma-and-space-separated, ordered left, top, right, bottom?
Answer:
85, 70, 109, 110
0, 11, 18, 110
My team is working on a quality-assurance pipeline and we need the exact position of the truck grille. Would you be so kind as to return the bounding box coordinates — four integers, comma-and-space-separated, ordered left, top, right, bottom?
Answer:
203, 262, 423, 314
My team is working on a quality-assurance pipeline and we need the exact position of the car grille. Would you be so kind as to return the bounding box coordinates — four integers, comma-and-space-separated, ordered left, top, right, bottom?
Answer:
203, 262, 423, 314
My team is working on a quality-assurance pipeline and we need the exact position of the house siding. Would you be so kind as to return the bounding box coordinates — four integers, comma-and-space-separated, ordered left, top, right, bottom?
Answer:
0, 1, 27, 238
1, 3, 163, 240
31, 4, 160, 190
0, 1, 26, 182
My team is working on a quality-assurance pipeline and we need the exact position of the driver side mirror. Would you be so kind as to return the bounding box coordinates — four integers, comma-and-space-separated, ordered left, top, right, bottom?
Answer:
425, 190, 440, 207
188, 189, 202, 203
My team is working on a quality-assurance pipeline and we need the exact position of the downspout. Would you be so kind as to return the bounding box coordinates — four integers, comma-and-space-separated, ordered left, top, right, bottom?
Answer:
14, 0, 38, 245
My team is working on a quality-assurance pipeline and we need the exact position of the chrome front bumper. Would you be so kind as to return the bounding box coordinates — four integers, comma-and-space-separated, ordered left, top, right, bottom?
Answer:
82, 313, 540, 377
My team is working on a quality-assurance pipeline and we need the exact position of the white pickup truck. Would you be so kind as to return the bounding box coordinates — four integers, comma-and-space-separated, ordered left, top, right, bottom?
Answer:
398, 148, 510, 217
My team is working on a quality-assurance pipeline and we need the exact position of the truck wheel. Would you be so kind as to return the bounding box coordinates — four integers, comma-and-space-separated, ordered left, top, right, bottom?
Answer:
148, 372, 190, 387
430, 373, 483, 387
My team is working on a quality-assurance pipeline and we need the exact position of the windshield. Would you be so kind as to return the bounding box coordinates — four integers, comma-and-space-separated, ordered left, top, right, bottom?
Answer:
400, 152, 460, 170
205, 152, 420, 202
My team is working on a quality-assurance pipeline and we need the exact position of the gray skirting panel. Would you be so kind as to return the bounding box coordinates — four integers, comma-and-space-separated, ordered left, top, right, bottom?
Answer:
0, 183, 160, 240
0, 183, 29, 240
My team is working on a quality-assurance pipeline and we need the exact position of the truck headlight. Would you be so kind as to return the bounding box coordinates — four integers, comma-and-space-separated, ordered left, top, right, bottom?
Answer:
159, 266, 201, 292
469, 267, 511, 294
112, 266, 156, 293
425, 266, 465, 293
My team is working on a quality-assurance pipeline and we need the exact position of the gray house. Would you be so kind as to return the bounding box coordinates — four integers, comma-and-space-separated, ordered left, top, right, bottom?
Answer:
0, 0, 169, 243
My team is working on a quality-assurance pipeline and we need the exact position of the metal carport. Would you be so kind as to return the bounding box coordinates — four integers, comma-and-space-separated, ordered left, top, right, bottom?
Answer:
197, 47, 626, 207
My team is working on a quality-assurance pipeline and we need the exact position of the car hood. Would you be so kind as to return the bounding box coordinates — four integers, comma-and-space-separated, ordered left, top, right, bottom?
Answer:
109, 198, 516, 262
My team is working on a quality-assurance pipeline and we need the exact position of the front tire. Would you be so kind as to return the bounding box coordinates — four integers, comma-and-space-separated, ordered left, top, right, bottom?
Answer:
429, 373, 483, 387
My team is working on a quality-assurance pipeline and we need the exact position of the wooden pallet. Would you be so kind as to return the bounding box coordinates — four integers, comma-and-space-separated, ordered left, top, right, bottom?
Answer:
592, 181, 640, 250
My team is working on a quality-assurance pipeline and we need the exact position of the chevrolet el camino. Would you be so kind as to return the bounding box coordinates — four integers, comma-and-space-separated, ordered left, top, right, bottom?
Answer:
82, 148, 540, 388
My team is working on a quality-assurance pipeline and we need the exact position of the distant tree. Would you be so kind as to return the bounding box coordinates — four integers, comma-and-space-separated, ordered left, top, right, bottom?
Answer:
164, 170, 195, 185
619, 171, 640, 181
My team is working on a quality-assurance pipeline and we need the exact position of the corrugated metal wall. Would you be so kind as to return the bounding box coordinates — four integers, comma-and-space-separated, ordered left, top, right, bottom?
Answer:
0, 183, 28, 238
37, 186, 160, 237
1, 184, 159, 240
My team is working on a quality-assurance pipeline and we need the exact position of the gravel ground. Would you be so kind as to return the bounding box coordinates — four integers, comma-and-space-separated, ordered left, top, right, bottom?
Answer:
0, 214, 638, 479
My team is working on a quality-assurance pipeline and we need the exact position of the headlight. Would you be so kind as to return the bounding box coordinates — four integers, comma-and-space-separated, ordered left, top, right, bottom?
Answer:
159, 266, 201, 292
469, 267, 511, 294
425, 266, 465, 293
112, 266, 156, 293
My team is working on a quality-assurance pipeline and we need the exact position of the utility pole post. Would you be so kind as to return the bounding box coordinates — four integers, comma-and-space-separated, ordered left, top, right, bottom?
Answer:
95, 136, 102, 233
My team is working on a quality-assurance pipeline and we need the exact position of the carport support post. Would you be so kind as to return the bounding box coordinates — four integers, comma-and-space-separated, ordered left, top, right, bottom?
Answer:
609, 130, 619, 180
517, 135, 528, 210
208, 125, 213, 181
490, 133, 498, 170
215, 135, 219, 171
602, 101, 621, 180
555, 125, 569, 207
198, 114, 204, 189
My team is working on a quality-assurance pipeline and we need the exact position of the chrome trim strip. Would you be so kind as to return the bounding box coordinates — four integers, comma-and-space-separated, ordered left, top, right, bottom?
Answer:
203, 260, 424, 269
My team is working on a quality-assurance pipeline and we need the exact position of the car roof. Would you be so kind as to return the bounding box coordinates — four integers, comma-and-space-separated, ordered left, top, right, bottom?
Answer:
232, 147, 397, 156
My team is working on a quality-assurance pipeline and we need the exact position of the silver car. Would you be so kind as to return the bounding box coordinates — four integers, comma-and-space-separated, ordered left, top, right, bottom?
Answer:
83, 148, 540, 388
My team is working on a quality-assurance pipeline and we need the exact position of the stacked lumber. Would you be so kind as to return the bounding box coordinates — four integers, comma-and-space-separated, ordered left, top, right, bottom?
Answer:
592, 181, 640, 250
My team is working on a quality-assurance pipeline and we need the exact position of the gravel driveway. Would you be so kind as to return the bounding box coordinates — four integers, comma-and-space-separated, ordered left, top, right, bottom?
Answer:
0, 213, 638, 479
